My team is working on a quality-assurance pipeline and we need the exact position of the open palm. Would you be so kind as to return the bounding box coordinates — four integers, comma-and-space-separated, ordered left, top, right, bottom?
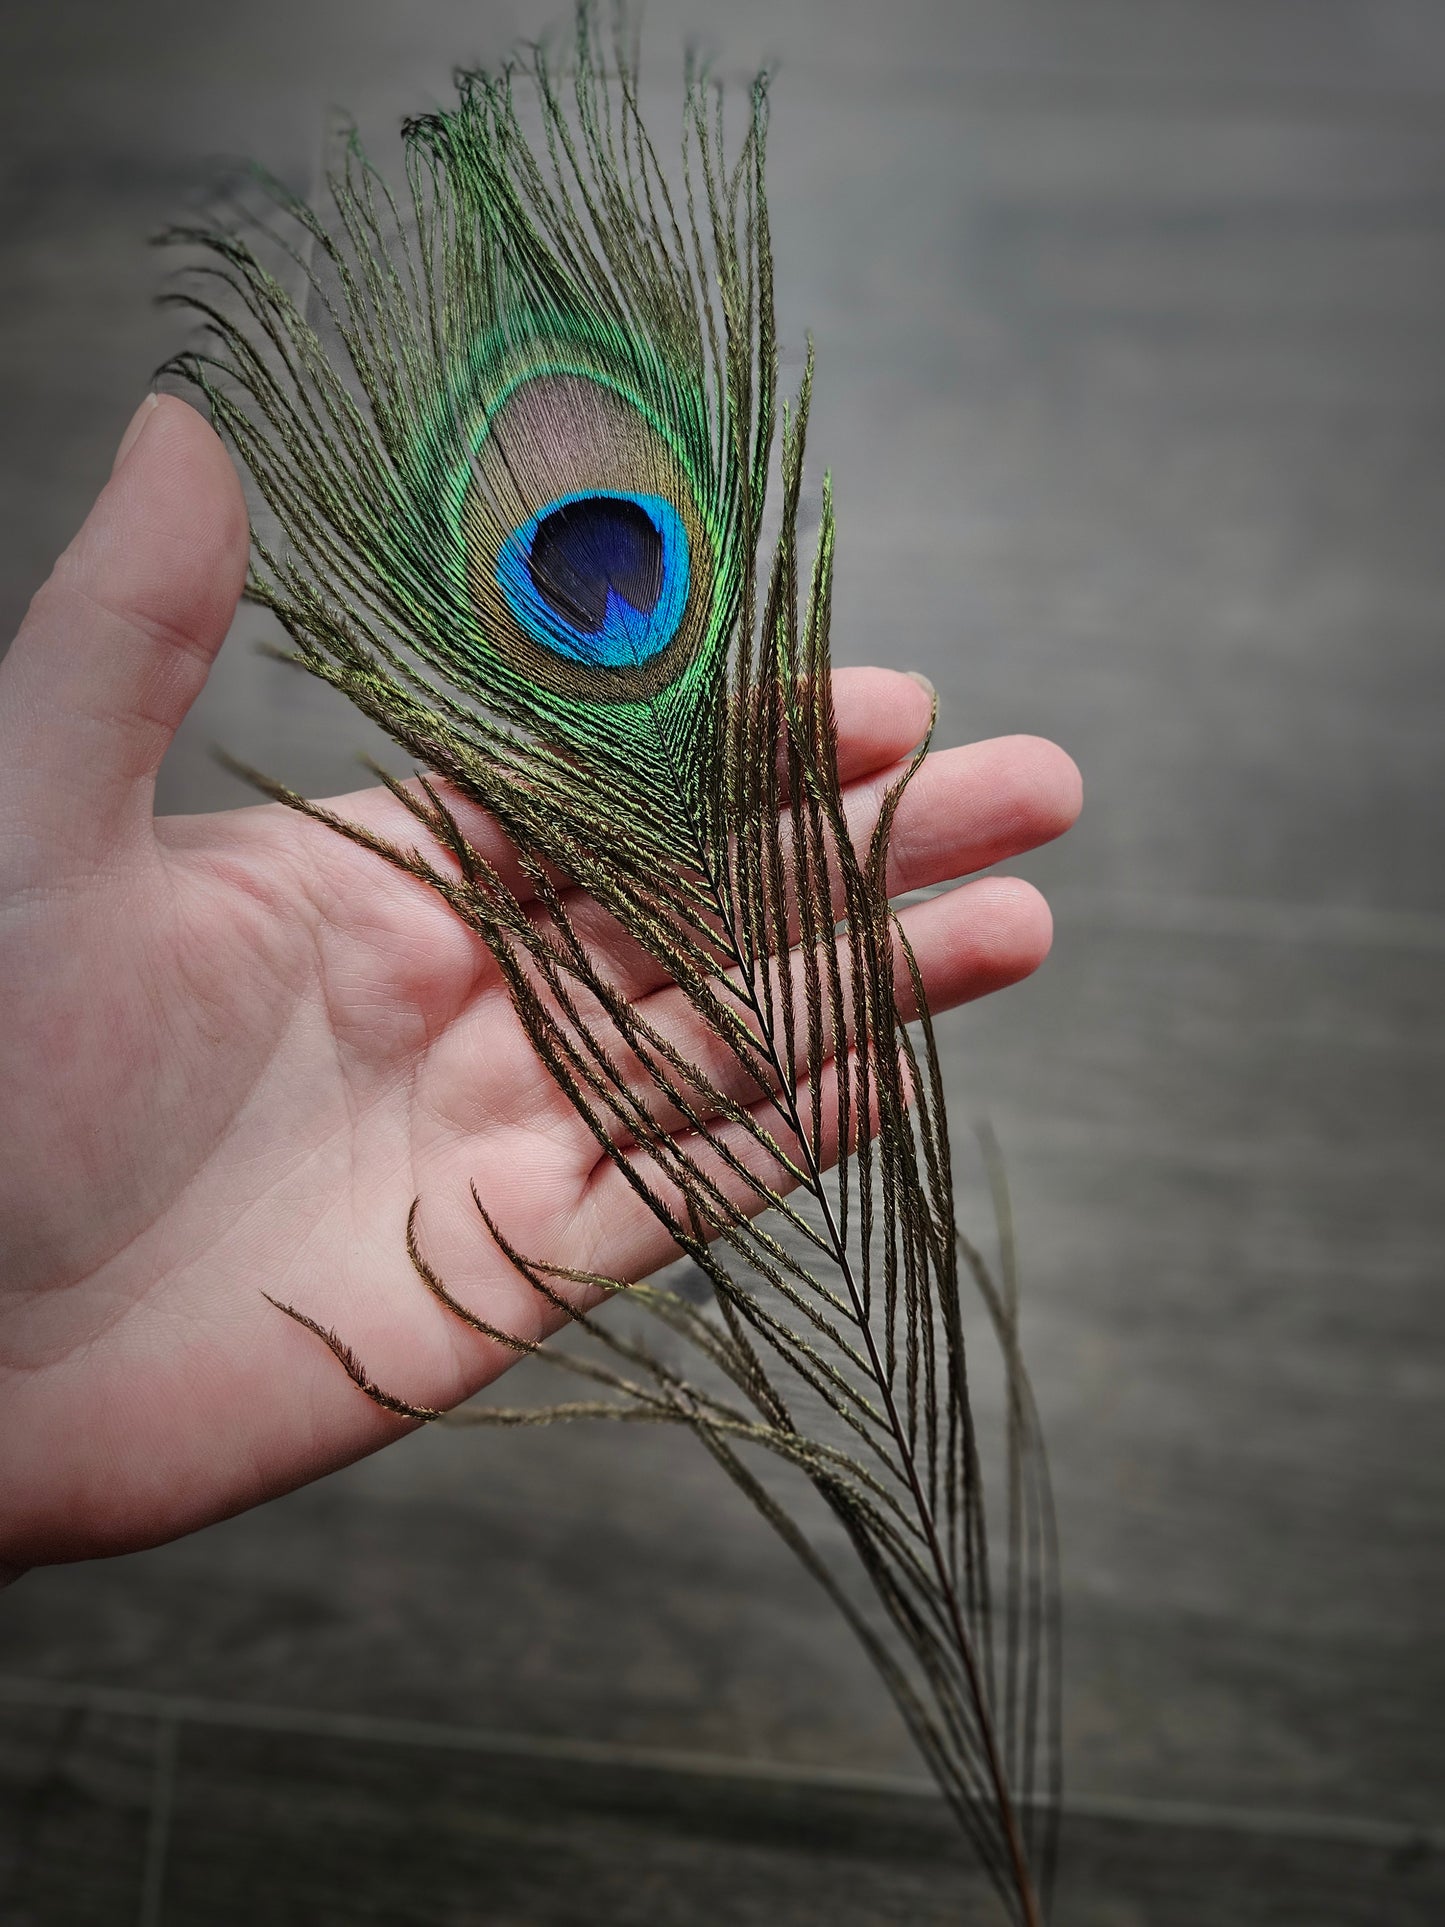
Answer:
0, 397, 1080, 1568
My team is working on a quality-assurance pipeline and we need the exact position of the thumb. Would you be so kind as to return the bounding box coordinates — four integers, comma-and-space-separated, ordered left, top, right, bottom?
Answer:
0, 394, 249, 866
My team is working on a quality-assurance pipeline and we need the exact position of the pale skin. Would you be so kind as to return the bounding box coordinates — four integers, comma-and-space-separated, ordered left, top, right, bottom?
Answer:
0, 395, 1081, 1571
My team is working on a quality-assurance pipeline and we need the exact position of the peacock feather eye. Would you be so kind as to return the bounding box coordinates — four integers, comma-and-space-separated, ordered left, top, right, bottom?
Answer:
459, 367, 718, 702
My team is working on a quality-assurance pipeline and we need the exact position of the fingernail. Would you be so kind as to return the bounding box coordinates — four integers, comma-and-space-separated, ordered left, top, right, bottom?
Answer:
113, 393, 160, 473
904, 670, 935, 698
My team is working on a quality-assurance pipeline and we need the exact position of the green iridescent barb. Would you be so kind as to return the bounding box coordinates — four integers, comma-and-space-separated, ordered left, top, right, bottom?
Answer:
161, 11, 1059, 1921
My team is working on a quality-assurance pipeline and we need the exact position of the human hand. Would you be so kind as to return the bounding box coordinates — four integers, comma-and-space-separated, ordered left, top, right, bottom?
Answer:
0, 396, 1081, 1567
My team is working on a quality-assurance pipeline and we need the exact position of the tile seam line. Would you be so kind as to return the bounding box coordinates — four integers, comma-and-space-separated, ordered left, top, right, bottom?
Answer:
0, 1674, 1437, 1855
135, 1713, 177, 1927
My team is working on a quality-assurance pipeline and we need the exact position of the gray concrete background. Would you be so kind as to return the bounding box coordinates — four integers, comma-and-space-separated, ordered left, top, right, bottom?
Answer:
2, 2, 1443, 1920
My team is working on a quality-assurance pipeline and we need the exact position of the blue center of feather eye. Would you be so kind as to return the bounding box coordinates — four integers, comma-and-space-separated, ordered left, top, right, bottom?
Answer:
495, 491, 690, 669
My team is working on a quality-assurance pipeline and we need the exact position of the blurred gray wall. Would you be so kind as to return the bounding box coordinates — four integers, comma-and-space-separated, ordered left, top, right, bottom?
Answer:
2, 3, 1443, 1921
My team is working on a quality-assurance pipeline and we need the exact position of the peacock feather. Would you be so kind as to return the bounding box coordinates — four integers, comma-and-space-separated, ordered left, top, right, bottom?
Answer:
162, 11, 1060, 1921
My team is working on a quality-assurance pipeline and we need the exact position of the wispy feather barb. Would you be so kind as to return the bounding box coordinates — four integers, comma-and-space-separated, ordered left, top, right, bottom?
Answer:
161, 11, 1060, 1920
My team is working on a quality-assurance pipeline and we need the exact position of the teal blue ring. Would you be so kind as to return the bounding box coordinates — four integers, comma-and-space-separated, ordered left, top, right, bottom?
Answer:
494, 491, 690, 669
